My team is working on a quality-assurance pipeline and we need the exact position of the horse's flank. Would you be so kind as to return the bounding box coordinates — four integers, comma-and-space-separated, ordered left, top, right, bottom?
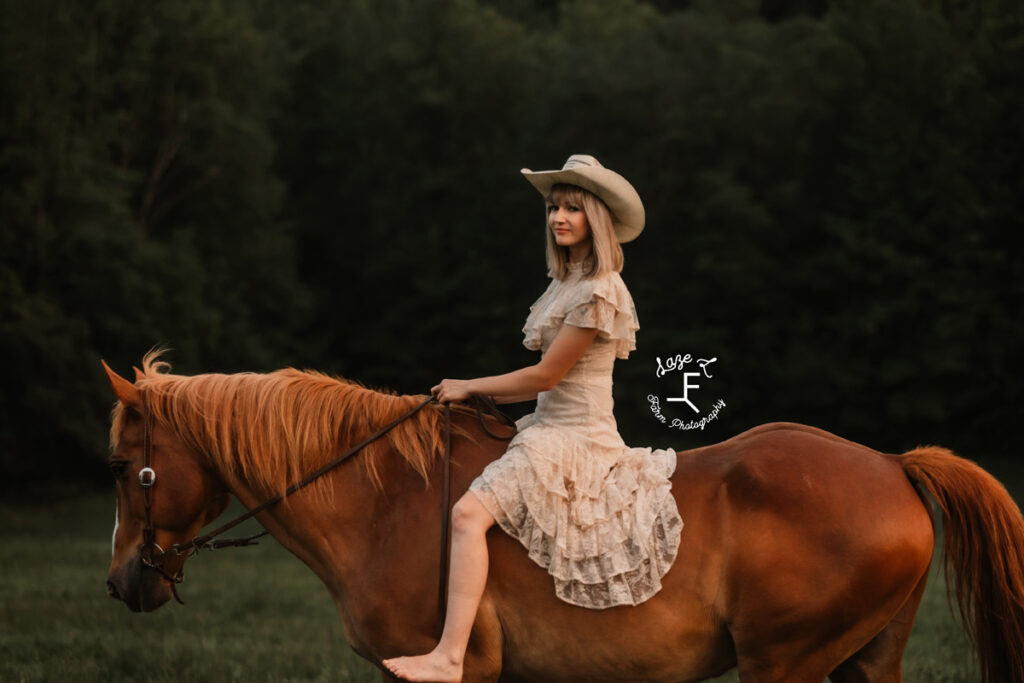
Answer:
109, 350, 465, 499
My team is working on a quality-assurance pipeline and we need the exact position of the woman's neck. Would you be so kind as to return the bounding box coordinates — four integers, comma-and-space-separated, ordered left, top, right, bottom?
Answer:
568, 244, 592, 264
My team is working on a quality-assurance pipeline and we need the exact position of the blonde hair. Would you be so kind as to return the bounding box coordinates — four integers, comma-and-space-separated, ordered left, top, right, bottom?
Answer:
544, 184, 624, 280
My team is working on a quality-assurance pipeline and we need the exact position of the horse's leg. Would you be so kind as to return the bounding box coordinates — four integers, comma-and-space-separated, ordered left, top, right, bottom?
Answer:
734, 651, 839, 683
731, 561, 931, 682
730, 563, 930, 683
828, 567, 929, 683
732, 621, 861, 683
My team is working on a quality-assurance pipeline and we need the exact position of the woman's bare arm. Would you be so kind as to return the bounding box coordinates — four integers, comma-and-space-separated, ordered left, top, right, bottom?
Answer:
432, 325, 599, 403
493, 393, 538, 404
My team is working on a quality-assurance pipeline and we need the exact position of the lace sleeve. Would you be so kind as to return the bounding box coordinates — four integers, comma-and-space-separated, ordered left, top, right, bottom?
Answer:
522, 278, 560, 352
563, 273, 639, 359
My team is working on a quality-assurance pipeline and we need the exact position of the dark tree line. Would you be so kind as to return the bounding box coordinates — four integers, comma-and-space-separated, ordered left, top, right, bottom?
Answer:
1, 0, 1021, 490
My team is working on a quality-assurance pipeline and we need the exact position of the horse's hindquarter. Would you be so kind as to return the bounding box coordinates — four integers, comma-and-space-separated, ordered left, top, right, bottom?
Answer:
705, 423, 935, 671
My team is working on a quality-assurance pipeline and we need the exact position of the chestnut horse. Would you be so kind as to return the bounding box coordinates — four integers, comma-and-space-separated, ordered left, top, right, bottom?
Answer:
103, 354, 1024, 682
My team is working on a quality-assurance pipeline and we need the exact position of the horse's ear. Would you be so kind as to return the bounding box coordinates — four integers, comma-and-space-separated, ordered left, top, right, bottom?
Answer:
102, 359, 142, 409
133, 366, 145, 382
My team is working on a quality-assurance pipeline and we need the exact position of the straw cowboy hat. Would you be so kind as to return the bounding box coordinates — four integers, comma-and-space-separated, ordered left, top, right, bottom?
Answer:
521, 154, 646, 243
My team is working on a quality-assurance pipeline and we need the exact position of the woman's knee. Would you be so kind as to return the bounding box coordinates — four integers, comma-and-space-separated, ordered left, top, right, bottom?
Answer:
451, 492, 494, 535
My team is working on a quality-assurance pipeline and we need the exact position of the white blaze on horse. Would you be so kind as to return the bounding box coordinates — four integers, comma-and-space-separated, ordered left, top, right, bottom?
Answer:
104, 353, 1024, 682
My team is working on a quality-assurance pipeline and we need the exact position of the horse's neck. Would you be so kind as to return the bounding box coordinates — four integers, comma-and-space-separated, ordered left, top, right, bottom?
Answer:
220, 425, 454, 655
222, 409, 507, 658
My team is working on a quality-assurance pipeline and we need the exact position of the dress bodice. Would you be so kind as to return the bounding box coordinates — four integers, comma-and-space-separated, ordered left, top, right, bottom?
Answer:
521, 265, 640, 430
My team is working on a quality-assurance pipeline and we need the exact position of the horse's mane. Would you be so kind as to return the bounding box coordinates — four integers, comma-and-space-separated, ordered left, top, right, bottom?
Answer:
111, 350, 470, 498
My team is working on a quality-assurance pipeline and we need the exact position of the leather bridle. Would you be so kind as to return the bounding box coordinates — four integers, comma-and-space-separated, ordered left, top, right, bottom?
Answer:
134, 390, 515, 623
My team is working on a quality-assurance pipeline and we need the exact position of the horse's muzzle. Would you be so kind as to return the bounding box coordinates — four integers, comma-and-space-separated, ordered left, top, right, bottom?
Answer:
106, 554, 173, 612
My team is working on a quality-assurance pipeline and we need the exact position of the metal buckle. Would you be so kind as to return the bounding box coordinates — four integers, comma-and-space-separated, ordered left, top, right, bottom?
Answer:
140, 540, 166, 568
138, 467, 156, 488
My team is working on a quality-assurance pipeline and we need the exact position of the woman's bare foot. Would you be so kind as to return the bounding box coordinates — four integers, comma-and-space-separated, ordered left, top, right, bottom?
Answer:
382, 649, 463, 682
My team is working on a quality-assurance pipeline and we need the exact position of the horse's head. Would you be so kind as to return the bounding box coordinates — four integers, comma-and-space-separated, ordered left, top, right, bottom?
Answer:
102, 361, 230, 612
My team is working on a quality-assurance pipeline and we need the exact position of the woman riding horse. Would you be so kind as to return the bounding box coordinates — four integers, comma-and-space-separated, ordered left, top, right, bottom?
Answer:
384, 155, 683, 681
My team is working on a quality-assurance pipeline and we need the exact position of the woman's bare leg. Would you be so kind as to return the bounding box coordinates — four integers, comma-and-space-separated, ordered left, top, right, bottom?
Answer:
383, 491, 495, 682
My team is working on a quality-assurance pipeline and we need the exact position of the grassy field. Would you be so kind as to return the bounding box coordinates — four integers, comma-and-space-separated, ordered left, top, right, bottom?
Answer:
3, 475, 1011, 682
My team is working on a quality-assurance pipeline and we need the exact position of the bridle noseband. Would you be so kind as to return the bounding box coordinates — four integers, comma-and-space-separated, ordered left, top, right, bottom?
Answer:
133, 390, 514, 614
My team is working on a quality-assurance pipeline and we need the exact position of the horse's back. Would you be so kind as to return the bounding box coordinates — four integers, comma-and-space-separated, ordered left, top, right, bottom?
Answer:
673, 420, 910, 511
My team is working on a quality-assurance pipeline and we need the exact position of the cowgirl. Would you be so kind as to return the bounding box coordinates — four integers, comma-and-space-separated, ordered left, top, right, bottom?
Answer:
384, 155, 683, 682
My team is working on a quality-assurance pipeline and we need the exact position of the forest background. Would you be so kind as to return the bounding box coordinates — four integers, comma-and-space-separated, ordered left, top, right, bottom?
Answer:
1, 0, 1021, 491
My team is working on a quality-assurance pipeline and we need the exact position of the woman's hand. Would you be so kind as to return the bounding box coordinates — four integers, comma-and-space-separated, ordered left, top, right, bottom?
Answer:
431, 378, 474, 403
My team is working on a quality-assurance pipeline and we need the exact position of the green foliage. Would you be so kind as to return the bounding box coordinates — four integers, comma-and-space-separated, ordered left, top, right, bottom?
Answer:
1, 0, 1021, 487
0, 1, 310, 485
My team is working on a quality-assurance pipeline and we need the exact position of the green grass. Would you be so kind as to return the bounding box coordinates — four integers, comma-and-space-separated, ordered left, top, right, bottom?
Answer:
0, 482, 1005, 682
0, 493, 379, 682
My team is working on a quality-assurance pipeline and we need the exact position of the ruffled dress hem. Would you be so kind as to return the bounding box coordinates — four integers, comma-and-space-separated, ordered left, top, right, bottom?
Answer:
471, 452, 683, 608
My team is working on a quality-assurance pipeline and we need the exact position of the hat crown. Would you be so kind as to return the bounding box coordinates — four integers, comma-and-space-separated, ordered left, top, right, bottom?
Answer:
562, 154, 603, 171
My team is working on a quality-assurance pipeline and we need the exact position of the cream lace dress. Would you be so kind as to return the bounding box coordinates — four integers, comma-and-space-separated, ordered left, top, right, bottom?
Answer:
469, 263, 683, 609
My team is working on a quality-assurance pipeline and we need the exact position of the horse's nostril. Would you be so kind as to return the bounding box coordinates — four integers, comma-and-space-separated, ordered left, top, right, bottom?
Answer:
107, 580, 120, 599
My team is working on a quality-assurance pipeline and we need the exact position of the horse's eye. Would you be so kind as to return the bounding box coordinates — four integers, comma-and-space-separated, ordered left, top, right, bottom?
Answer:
109, 461, 129, 479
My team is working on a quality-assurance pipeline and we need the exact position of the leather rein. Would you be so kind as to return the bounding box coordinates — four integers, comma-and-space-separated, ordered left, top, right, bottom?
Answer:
135, 391, 516, 619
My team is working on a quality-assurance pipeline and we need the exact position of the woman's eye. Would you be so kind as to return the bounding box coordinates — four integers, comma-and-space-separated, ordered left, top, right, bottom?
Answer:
568, 205, 580, 212
109, 461, 129, 479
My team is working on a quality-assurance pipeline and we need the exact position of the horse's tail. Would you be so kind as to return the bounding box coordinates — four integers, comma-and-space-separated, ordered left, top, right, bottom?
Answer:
898, 445, 1024, 683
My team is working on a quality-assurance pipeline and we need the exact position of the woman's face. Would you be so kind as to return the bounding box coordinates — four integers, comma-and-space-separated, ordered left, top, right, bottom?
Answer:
547, 196, 591, 251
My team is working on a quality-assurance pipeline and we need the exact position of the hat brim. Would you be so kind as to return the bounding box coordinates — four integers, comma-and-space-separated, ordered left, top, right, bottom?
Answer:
521, 166, 645, 243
